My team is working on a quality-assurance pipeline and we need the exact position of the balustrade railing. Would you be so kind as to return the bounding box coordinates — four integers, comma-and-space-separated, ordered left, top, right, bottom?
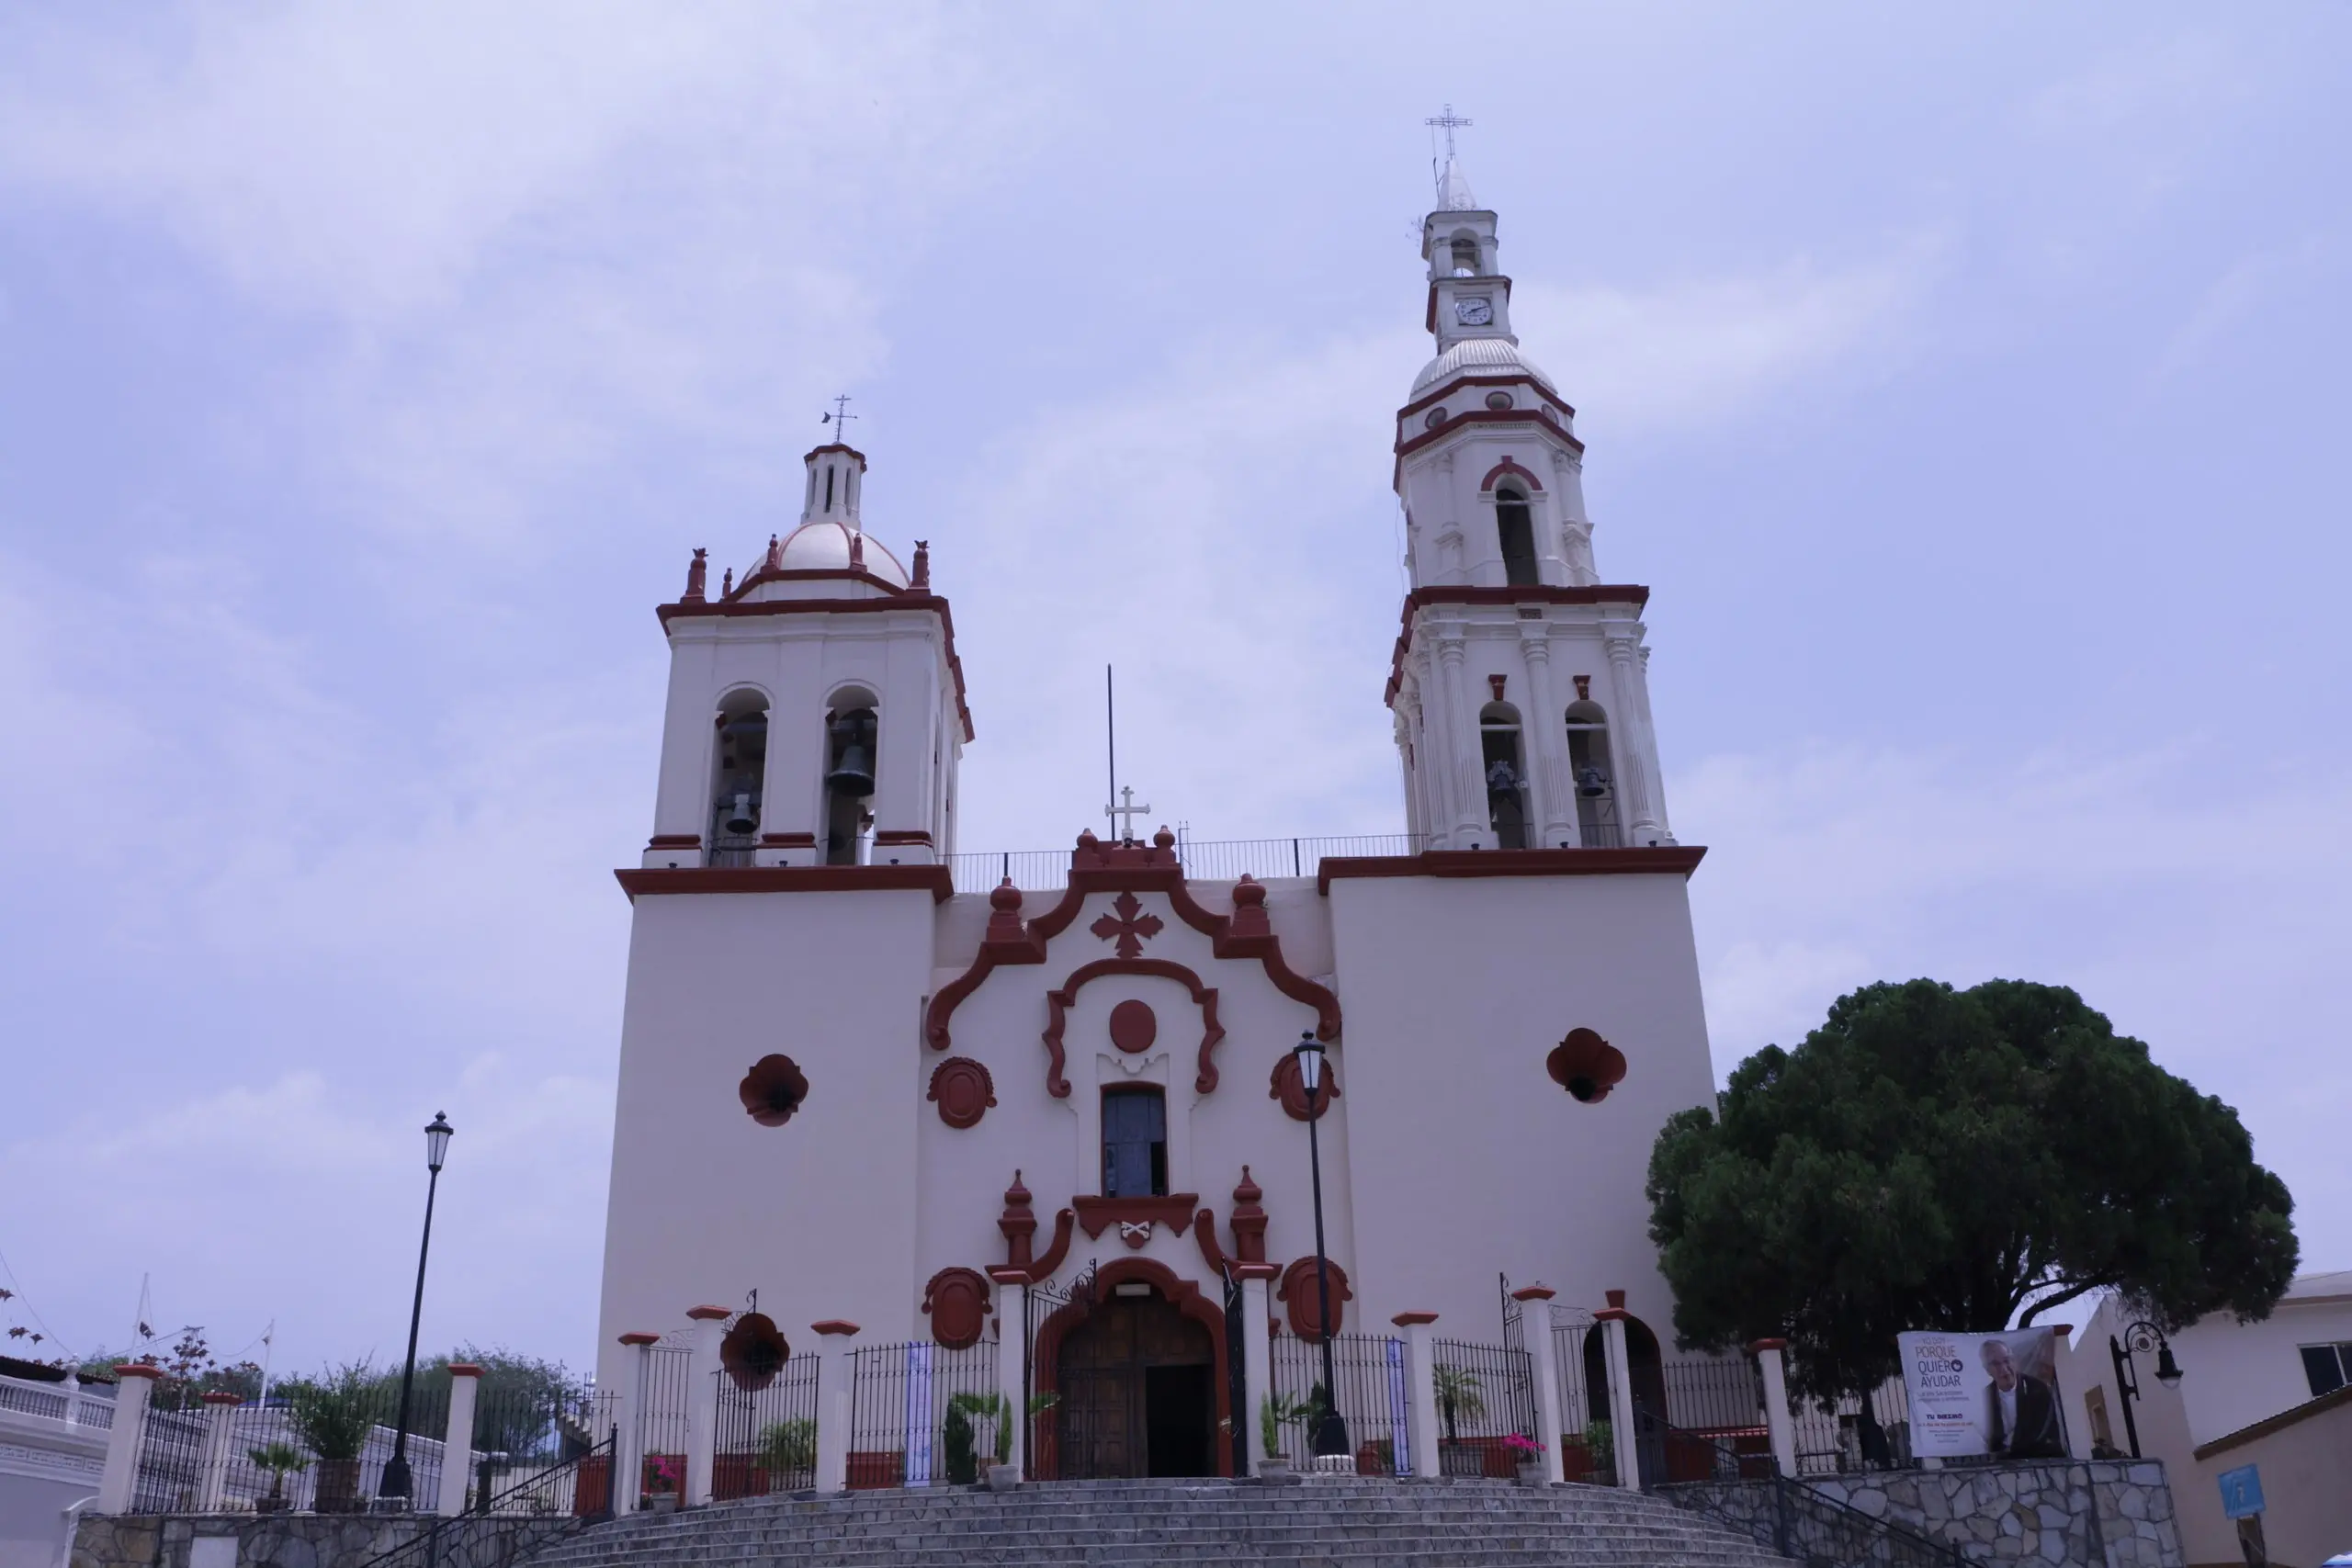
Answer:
1267, 1333, 1413, 1476
846, 1340, 998, 1489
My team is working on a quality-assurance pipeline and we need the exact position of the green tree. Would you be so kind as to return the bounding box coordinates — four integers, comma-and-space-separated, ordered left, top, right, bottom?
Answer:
413, 1346, 587, 1462
1647, 978, 2298, 1402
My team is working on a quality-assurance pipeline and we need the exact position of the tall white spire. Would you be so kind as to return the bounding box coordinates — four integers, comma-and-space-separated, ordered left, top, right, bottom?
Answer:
1436, 157, 1479, 212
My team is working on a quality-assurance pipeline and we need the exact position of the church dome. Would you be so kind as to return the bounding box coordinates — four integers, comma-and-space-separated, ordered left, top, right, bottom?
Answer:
1411, 337, 1558, 398
772, 519, 910, 588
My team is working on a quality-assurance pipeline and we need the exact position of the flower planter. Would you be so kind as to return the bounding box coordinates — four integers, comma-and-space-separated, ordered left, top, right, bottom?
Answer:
1255, 1459, 1301, 1486
253, 1496, 288, 1517
646, 1493, 678, 1515
985, 1464, 1020, 1492
311, 1460, 364, 1515
1515, 1461, 1546, 1488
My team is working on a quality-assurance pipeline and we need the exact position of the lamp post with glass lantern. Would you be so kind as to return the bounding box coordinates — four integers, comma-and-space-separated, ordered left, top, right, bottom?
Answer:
379, 1112, 454, 1507
1290, 1032, 1349, 1460
2108, 1319, 2182, 1461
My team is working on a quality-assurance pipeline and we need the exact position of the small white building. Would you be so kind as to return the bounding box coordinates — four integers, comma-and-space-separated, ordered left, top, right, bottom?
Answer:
594, 155, 1714, 1478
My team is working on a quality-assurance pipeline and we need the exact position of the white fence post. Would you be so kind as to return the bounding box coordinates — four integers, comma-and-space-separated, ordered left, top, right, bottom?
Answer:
195, 1391, 240, 1512
1751, 1338, 1798, 1477
989, 1280, 1027, 1478
812, 1322, 860, 1495
1394, 1313, 1440, 1480
1239, 1270, 1275, 1472
1597, 1292, 1642, 1490
437, 1363, 481, 1517
613, 1332, 656, 1517
96, 1366, 162, 1515
683, 1306, 729, 1507
1514, 1286, 1567, 1485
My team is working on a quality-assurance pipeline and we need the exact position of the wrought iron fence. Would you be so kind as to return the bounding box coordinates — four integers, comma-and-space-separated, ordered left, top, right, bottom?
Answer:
1429, 1338, 1539, 1479
947, 834, 1430, 894
1791, 1376, 1916, 1475
633, 1345, 695, 1498
711, 1354, 820, 1500
352, 1428, 616, 1568
1548, 1316, 1616, 1484
134, 1382, 453, 1515
130, 1402, 210, 1513
1022, 1263, 1097, 1482
1659, 1356, 1768, 1437
847, 1340, 1000, 1489
1639, 1409, 1967, 1568
1267, 1333, 1413, 1476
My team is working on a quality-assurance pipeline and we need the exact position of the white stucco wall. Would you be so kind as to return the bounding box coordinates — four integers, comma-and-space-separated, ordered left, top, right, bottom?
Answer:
1325, 864, 1715, 1343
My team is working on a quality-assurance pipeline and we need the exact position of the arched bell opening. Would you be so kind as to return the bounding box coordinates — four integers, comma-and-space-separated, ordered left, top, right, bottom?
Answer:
1564, 700, 1620, 849
1450, 234, 1481, 277
1479, 702, 1529, 850
821, 688, 878, 866
709, 690, 770, 865
1496, 488, 1539, 587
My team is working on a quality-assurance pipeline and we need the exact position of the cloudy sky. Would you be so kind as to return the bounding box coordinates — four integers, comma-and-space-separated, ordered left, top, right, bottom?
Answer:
3, 5, 2346, 1374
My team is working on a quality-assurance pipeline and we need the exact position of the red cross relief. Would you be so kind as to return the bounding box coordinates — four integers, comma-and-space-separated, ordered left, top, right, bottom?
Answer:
1090, 892, 1164, 959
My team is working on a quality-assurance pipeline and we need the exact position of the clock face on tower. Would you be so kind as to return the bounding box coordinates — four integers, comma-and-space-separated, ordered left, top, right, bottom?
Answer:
1454, 297, 1494, 326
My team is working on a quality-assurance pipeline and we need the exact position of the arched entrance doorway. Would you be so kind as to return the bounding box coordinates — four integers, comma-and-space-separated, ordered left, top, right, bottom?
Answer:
1040, 1264, 1224, 1478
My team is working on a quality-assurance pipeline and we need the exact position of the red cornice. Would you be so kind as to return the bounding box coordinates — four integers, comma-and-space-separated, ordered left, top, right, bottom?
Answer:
617, 1333, 661, 1347
1391, 406, 1585, 490
925, 855, 1340, 1053
1384, 584, 1653, 705
811, 1320, 861, 1337
685, 1305, 730, 1322
1398, 374, 1576, 424
616, 863, 954, 902
1391, 1311, 1439, 1327
1073, 1193, 1203, 1240
1042, 958, 1223, 1098
655, 591, 975, 743
804, 442, 866, 466
1317, 846, 1706, 893
114, 1364, 165, 1381
1510, 1286, 1557, 1303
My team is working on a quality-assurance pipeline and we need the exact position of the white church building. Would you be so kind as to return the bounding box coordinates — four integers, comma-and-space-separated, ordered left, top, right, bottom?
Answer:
594, 152, 1720, 1484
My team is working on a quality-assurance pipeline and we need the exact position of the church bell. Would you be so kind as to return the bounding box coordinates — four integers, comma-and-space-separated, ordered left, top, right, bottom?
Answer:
1577, 765, 1611, 799
824, 712, 877, 797
722, 792, 759, 835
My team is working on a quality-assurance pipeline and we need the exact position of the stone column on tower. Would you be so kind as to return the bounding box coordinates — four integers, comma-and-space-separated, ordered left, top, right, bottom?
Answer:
1436, 637, 1484, 845
1605, 635, 1671, 846
1520, 634, 1570, 847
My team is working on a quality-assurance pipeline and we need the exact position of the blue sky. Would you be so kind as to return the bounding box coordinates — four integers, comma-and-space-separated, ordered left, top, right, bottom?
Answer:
2, 5, 2345, 1374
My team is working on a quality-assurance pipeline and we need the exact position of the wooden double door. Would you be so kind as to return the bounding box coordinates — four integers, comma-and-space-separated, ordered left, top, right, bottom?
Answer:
1055, 1292, 1216, 1478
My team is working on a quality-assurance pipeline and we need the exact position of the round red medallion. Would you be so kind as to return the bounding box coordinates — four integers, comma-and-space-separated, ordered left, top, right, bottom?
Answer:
1270, 1052, 1339, 1121
1108, 998, 1158, 1055
1546, 1027, 1628, 1104
928, 1057, 997, 1130
739, 1055, 809, 1127
922, 1268, 992, 1350
720, 1313, 789, 1391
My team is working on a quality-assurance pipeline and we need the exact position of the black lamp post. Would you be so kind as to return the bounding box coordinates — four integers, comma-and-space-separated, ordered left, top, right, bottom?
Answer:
2107, 1319, 2182, 1461
1290, 1032, 1350, 1460
379, 1112, 454, 1507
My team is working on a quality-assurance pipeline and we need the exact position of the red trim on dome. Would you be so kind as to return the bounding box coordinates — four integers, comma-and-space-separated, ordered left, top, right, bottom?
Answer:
1399, 375, 1575, 424
658, 592, 976, 743
1383, 584, 1652, 705
615, 863, 955, 901
1316, 846, 1706, 892
804, 443, 867, 468
1391, 405, 1584, 489
1479, 457, 1544, 493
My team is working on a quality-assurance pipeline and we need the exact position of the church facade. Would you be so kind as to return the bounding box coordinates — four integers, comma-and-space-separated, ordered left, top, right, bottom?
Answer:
594, 156, 1716, 1481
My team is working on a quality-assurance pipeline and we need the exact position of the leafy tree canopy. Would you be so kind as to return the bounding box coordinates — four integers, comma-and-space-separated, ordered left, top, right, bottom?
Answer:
1647, 978, 2297, 1401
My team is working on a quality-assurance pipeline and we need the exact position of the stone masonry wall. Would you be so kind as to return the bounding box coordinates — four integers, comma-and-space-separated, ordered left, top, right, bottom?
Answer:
73, 1513, 576, 1568
1668, 1461, 2182, 1568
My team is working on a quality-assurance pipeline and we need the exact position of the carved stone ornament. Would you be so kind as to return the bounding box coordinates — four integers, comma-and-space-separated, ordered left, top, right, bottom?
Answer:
1277, 1256, 1352, 1340
1108, 998, 1158, 1055
922, 1267, 992, 1350
927, 1057, 997, 1130
739, 1055, 809, 1127
1270, 1053, 1339, 1122
1546, 1027, 1628, 1104
719, 1312, 789, 1391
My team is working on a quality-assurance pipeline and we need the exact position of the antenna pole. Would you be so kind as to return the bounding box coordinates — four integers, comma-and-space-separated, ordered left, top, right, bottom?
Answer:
1105, 666, 1116, 841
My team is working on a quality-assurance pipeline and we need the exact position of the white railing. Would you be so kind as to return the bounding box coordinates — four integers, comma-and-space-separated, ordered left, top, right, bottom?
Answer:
0, 1371, 114, 1428
945, 833, 1428, 894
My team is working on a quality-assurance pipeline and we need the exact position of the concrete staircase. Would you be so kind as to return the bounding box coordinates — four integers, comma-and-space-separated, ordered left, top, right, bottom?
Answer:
526, 1478, 1801, 1567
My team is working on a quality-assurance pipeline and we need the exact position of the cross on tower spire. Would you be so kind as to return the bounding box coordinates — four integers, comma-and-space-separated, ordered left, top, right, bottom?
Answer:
1425, 104, 1472, 160
1104, 784, 1151, 845
820, 394, 858, 435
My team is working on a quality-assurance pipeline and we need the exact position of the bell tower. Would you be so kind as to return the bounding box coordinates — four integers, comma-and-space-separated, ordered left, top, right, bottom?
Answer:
1386, 148, 1675, 852
638, 441, 972, 871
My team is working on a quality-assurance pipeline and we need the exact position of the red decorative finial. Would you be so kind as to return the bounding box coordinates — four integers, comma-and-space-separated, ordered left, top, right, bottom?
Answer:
721, 567, 735, 596
848, 530, 865, 572
764, 534, 784, 571
1231, 1165, 1268, 1263
911, 539, 930, 589
999, 1169, 1036, 1268
1154, 826, 1176, 852
1488, 673, 1508, 703
684, 547, 708, 604
983, 877, 1027, 945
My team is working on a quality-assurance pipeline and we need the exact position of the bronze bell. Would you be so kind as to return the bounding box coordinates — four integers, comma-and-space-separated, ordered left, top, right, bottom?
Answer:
1577, 765, 1611, 799
722, 792, 759, 835
824, 713, 877, 797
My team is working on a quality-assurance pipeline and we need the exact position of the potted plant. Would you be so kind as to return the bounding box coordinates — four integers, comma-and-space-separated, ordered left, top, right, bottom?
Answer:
756, 1419, 815, 1492
1505, 1434, 1547, 1487
644, 1455, 682, 1514
1256, 1393, 1308, 1483
1431, 1366, 1486, 1477
1583, 1417, 1614, 1483
286, 1363, 379, 1514
942, 1393, 1023, 1490
246, 1443, 309, 1514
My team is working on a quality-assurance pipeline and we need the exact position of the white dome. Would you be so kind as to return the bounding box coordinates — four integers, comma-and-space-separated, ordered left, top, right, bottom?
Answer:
1411, 337, 1557, 398
772, 519, 910, 588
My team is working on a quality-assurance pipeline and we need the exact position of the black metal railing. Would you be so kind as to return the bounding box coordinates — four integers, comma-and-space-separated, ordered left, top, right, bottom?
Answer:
847, 1340, 999, 1488
946, 834, 1430, 893
1267, 1333, 1414, 1476
1638, 1409, 1969, 1568
633, 1345, 695, 1497
1791, 1377, 1917, 1475
1429, 1338, 1540, 1479
713, 1354, 820, 1500
706, 840, 757, 868
1659, 1356, 1768, 1437
130, 1402, 210, 1513
1548, 1318, 1617, 1485
134, 1380, 456, 1515
352, 1428, 616, 1568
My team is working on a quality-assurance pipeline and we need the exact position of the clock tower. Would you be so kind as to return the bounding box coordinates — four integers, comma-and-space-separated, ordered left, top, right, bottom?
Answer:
1422, 157, 1518, 354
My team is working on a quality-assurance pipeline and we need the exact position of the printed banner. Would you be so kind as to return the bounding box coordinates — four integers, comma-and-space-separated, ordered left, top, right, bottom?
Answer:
1897, 1327, 2067, 1460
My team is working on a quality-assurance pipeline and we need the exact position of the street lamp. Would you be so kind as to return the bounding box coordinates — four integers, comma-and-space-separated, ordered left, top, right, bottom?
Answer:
1290, 1032, 1350, 1460
2108, 1319, 2182, 1461
379, 1112, 454, 1507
